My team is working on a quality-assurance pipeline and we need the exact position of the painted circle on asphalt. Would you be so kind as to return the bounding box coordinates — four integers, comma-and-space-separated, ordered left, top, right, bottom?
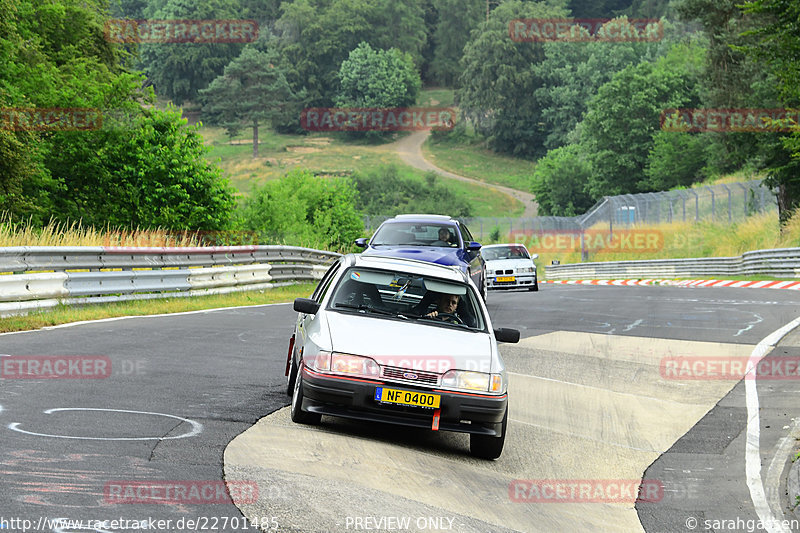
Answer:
7, 408, 203, 441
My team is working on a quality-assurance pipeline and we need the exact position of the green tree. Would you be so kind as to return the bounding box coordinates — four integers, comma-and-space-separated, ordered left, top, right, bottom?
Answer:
429, 0, 483, 86
0, 0, 141, 223
739, 0, 800, 223
274, 0, 427, 108
675, 0, 786, 179
0, 0, 237, 229
458, 0, 568, 157
139, 0, 246, 105
529, 144, 595, 216
237, 169, 364, 251
46, 107, 236, 229
200, 47, 302, 158
644, 131, 707, 190
335, 42, 421, 109
109, 0, 148, 18
535, 31, 664, 151
581, 43, 703, 197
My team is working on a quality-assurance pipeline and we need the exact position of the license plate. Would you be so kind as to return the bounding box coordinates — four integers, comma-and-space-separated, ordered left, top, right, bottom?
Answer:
496, 276, 515, 282
375, 387, 440, 408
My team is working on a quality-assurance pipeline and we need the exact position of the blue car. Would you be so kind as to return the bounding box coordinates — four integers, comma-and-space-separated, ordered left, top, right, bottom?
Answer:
355, 214, 487, 300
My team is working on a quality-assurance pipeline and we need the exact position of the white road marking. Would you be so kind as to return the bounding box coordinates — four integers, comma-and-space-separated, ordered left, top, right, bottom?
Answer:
0, 302, 291, 337
623, 319, 643, 332
745, 316, 800, 533
7, 407, 203, 441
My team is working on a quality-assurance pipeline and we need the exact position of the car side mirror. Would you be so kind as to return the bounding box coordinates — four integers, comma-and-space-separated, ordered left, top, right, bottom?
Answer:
530, 253, 539, 260
494, 328, 520, 343
294, 298, 320, 315
467, 241, 482, 252
354, 238, 368, 248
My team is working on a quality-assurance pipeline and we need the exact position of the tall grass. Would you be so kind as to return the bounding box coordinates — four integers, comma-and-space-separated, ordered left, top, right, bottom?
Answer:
0, 215, 201, 247
4, 210, 800, 263
506, 210, 800, 274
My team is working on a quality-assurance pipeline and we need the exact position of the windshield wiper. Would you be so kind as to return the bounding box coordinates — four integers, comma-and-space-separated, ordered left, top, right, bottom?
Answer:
334, 303, 408, 319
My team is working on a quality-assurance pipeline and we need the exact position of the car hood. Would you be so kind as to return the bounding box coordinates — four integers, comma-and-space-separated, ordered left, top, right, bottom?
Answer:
325, 311, 493, 373
363, 246, 464, 269
484, 258, 533, 270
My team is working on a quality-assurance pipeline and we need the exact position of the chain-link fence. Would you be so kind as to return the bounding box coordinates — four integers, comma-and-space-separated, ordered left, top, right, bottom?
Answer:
363, 180, 776, 241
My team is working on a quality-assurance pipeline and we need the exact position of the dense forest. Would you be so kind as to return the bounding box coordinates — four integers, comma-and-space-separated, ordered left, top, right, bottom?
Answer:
1, 0, 798, 248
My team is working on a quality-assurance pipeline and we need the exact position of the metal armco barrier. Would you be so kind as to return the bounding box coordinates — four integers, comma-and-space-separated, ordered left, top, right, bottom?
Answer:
545, 247, 800, 280
0, 245, 340, 316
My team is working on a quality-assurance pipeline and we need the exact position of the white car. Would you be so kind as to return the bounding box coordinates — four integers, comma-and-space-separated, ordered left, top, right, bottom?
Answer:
482, 243, 539, 291
285, 254, 520, 459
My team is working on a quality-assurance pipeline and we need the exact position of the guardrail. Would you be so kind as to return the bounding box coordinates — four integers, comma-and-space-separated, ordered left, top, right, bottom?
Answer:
0, 245, 340, 316
545, 247, 800, 280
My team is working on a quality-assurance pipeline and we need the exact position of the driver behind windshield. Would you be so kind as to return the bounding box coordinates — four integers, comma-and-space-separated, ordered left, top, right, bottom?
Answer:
432, 227, 453, 246
424, 293, 461, 323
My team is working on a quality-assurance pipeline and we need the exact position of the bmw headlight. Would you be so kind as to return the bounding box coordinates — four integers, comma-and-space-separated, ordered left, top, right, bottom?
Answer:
517, 267, 535, 273
441, 370, 505, 393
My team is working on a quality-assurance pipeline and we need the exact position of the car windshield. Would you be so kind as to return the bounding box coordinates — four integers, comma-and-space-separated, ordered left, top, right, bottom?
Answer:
328, 267, 485, 331
371, 222, 459, 247
482, 246, 530, 261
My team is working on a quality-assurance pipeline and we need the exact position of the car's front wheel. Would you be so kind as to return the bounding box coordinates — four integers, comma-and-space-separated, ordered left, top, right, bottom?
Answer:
291, 365, 321, 425
469, 407, 507, 459
529, 280, 539, 292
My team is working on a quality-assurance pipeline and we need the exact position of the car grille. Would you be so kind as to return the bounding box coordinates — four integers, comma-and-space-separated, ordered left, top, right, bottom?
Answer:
495, 269, 514, 275
382, 366, 439, 385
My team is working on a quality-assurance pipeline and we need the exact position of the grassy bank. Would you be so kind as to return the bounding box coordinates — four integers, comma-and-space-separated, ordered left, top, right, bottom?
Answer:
423, 135, 535, 192
0, 283, 316, 334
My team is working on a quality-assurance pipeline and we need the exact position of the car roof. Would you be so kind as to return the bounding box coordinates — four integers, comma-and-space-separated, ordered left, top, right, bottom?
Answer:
347, 253, 467, 282
392, 214, 453, 221
386, 214, 458, 225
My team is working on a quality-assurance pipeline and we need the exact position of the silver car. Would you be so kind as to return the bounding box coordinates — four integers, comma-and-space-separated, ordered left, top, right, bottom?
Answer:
285, 254, 520, 459
482, 243, 539, 291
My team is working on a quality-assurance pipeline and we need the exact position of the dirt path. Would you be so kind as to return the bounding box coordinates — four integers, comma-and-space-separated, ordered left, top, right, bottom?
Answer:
391, 130, 538, 218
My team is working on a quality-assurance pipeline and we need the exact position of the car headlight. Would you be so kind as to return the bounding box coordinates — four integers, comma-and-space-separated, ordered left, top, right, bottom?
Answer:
308, 350, 332, 372
517, 267, 535, 273
441, 370, 505, 393
329, 353, 380, 378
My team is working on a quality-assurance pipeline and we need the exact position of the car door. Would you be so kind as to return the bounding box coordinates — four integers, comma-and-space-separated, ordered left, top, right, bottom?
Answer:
296, 259, 341, 359
458, 222, 484, 287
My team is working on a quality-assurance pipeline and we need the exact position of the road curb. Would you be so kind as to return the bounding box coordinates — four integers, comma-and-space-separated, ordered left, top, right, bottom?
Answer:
542, 279, 800, 289
788, 454, 800, 520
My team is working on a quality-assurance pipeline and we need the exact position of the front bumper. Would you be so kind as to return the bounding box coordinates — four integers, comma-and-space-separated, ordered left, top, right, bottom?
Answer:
487, 273, 537, 289
299, 367, 508, 436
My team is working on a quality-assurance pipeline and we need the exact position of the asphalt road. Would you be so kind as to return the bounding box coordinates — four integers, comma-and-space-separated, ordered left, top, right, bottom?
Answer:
1, 285, 799, 532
